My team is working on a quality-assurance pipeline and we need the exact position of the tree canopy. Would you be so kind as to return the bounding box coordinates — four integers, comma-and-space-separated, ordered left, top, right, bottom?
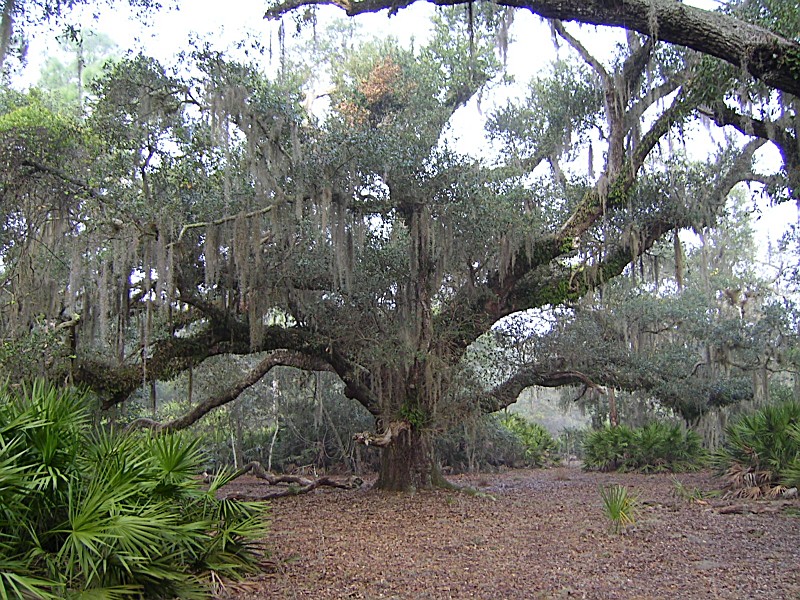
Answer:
264, 0, 800, 98
1, 0, 798, 490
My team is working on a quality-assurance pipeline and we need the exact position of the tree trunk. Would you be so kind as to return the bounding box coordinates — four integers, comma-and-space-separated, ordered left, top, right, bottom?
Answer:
608, 387, 618, 427
374, 427, 441, 492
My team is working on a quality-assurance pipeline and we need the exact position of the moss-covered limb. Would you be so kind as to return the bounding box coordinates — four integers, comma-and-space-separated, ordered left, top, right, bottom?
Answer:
266, 0, 800, 99
177, 293, 251, 343
433, 192, 621, 355
255, 326, 380, 416
125, 350, 334, 432
77, 329, 228, 410
700, 103, 799, 200
78, 295, 383, 415
481, 369, 604, 413
502, 139, 764, 314
631, 94, 694, 174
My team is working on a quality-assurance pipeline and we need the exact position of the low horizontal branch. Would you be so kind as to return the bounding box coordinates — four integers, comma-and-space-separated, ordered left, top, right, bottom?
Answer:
126, 350, 334, 432
218, 461, 362, 500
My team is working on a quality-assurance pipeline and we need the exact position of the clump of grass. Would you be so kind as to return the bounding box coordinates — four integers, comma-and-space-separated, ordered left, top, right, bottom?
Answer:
671, 477, 711, 504
599, 484, 638, 534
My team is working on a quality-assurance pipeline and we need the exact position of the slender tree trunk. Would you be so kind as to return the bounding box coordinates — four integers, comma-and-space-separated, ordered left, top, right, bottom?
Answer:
608, 387, 618, 427
0, 0, 15, 73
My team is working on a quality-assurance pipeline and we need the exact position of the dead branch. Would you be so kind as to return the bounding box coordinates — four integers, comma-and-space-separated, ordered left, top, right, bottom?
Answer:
715, 500, 796, 515
217, 461, 362, 500
171, 203, 280, 246
352, 420, 410, 447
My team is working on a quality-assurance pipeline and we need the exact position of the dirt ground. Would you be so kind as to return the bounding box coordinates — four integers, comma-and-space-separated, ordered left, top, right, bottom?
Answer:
222, 468, 800, 599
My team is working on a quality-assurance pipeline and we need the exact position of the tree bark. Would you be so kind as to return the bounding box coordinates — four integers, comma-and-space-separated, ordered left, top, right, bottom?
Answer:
374, 426, 441, 492
218, 460, 361, 500
265, 0, 800, 99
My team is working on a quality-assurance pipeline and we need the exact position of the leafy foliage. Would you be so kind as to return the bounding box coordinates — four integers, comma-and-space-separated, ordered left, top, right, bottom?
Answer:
0, 381, 267, 599
715, 401, 800, 497
583, 422, 705, 472
499, 414, 557, 467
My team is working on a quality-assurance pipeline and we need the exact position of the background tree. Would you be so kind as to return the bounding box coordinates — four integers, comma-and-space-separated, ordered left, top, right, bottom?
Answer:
38, 28, 117, 109
0, 0, 162, 73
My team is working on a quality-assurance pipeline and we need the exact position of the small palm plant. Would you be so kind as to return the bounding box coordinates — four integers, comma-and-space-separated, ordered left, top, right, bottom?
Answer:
599, 484, 638, 534
715, 401, 800, 498
0, 380, 268, 599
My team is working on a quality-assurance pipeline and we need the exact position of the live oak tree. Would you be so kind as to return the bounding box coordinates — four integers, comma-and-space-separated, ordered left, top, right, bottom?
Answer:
0, 0, 797, 491
515, 191, 800, 439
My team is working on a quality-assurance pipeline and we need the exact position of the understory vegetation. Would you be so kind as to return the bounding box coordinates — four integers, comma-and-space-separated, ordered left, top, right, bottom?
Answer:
715, 401, 800, 498
599, 484, 639, 534
436, 413, 560, 473
583, 422, 706, 473
0, 381, 267, 599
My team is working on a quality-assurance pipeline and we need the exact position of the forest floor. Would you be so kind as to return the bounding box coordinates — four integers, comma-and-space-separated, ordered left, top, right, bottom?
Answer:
220, 467, 800, 599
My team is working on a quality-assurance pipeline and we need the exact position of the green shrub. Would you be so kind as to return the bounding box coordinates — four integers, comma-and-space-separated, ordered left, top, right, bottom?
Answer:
584, 422, 704, 472
0, 380, 268, 599
627, 422, 705, 473
499, 414, 557, 467
715, 401, 800, 497
583, 424, 635, 471
435, 415, 527, 473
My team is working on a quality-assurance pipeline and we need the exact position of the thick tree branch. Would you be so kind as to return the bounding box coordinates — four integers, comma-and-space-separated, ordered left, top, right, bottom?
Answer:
126, 350, 335, 432
699, 103, 800, 199
265, 0, 800, 99
218, 461, 361, 500
482, 369, 602, 412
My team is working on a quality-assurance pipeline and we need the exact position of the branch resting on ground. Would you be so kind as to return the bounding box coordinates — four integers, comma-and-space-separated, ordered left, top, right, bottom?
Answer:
216, 461, 362, 500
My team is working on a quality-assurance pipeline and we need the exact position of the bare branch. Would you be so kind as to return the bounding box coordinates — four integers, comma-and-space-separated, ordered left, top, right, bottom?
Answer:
172, 203, 280, 246
218, 461, 362, 500
551, 20, 610, 84
624, 75, 684, 133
